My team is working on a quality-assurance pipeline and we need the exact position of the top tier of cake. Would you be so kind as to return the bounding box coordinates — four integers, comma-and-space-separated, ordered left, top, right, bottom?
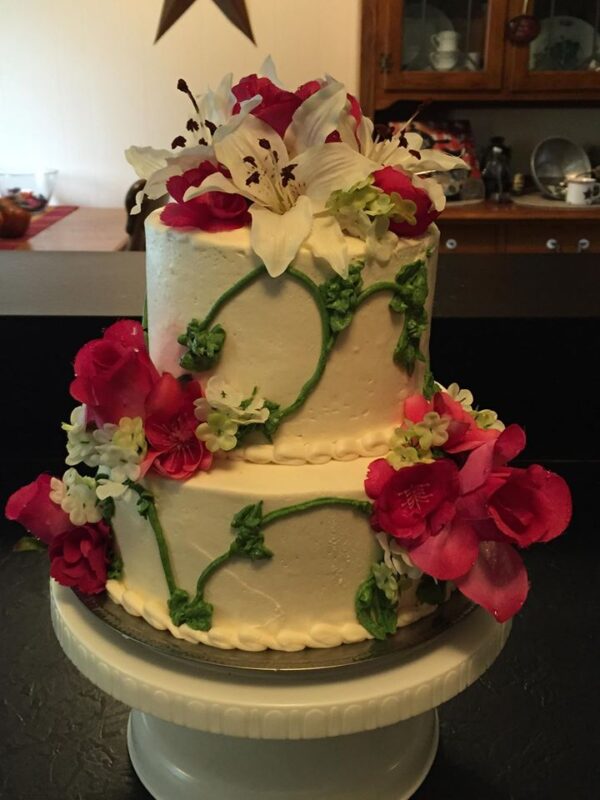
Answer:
146, 210, 438, 465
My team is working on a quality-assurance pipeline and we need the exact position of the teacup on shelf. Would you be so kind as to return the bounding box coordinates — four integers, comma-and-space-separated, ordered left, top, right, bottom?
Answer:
430, 31, 460, 52
430, 50, 459, 71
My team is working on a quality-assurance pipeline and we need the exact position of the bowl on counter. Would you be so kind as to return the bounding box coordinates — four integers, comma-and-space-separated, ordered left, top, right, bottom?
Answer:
531, 138, 591, 200
0, 170, 58, 212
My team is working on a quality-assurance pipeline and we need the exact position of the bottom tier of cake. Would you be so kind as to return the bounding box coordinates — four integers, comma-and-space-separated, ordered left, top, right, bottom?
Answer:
108, 458, 437, 651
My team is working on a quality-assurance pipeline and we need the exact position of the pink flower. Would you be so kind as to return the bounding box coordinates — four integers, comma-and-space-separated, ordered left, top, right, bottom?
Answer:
144, 373, 213, 480
5, 474, 72, 544
454, 541, 529, 622
372, 166, 439, 237
365, 459, 459, 543
232, 74, 302, 137
161, 162, 251, 232
5, 473, 112, 595
49, 522, 110, 595
70, 320, 159, 426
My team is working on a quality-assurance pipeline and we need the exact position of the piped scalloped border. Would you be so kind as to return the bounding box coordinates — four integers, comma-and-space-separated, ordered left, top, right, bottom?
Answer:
106, 578, 435, 652
229, 425, 396, 466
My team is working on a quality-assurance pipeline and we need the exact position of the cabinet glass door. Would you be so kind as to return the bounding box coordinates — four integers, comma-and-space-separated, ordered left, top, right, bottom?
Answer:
383, 0, 506, 91
507, 0, 600, 91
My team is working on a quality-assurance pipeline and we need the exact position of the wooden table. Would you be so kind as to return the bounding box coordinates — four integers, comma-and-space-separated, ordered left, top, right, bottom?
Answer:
12, 207, 128, 251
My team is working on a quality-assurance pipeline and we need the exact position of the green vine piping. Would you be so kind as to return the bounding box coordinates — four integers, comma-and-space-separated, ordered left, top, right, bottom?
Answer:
177, 264, 335, 442
126, 483, 373, 632
178, 253, 432, 445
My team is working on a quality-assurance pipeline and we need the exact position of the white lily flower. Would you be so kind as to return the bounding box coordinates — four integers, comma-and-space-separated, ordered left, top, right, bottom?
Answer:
126, 73, 262, 214
184, 112, 376, 276
125, 144, 215, 213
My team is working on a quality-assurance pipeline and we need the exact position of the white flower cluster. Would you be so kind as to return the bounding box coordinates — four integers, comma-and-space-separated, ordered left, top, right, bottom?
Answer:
447, 382, 505, 431
194, 377, 269, 453
50, 469, 102, 526
372, 532, 423, 603
127, 59, 467, 279
388, 411, 449, 468
60, 407, 148, 509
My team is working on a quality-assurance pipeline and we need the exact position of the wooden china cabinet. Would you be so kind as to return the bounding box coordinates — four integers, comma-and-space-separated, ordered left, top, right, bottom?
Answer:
360, 0, 600, 253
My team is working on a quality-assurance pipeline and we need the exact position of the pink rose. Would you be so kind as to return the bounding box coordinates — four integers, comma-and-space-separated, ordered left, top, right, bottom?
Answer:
49, 522, 110, 595
372, 166, 439, 237
70, 320, 159, 426
232, 74, 301, 137
485, 464, 572, 547
365, 458, 459, 543
161, 162, 251, 232
5, 474, 72, 544
144, 373, 213, 480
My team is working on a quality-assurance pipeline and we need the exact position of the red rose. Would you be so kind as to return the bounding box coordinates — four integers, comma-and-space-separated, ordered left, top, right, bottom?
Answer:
70, 320, 159, 426
6, 474, 112, 595
372, 166, 439, 237
5, 474, 72, 544
49, 522, 110, 595
161, 162, 250, 232
365, 458, 459, 543
232, 74, 301, 137
144, 373, 213, 480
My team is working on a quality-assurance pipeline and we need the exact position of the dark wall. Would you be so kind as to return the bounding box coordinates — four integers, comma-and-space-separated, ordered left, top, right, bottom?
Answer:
1, 313, 595, 513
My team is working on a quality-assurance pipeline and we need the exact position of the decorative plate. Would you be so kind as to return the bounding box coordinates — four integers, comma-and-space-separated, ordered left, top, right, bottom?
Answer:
75, 589, 476, 676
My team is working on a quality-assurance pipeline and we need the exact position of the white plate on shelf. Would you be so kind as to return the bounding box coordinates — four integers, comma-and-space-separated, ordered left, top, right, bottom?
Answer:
529, 16, 598, 70
403, 3, 454, 69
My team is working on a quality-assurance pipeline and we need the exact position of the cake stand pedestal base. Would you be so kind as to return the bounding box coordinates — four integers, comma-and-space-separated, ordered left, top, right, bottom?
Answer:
51, 582, 510, 800
127, 708, 438, 800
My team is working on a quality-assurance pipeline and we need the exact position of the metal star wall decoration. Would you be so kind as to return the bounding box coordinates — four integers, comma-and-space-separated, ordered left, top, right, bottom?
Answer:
155, 0, 255, 44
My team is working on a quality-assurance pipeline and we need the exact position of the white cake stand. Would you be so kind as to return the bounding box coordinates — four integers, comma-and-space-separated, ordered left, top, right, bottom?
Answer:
50, 582, 510, 800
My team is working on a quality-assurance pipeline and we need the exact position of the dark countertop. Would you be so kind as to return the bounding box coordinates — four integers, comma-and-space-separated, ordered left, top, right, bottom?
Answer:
1, 461, 599, 800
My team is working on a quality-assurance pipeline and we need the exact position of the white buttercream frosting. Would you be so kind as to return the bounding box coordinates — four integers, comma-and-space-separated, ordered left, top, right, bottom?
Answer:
145, 212, 438, 465
110, 458, 437, 651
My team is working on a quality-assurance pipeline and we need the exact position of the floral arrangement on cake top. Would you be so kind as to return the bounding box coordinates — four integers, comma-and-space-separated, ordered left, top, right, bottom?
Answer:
126, 57, 466, 277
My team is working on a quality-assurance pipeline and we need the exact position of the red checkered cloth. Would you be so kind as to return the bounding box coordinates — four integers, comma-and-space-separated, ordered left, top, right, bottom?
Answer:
0, 205, 79, 250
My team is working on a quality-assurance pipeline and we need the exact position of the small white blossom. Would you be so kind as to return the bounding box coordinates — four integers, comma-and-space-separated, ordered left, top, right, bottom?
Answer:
387, 412, 449, 466
372, 562, 399, 603
195, 377, 270, 427
376, 532, 423, 581
95, 465, 138, 501
94, 416, 147, 469
472, 408, 505, 432
62, 406, 99, 467
196, 412, 239, 452
446, 383, 474, 412
50, 469, 102, 526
